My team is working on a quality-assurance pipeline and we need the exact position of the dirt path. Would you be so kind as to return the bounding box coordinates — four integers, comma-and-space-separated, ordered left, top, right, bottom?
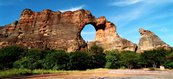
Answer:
12, 69, 173, 79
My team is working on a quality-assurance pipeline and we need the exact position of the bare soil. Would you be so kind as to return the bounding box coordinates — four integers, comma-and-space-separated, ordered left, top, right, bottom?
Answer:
12, 69, 173, 79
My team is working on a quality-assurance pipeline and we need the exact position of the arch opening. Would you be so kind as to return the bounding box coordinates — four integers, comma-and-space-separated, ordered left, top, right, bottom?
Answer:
81, 24, 96, 42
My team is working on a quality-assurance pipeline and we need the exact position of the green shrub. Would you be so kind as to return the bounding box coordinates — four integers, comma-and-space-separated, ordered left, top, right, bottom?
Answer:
0, 46, 24, 70
164, 51, 173, 68
13, 57, 43, 69
1, 44, 172, 70
25, 49, 45, 59
13, 49, 43, 69
88, 45, 106, 69
164, 62, 173, 69
42, 50, 69, 70
89, 45, 104, 55
68, 51, 91, 70
105, 51, 120, 69
141, 49, 167, 68
119, 51, 140, 69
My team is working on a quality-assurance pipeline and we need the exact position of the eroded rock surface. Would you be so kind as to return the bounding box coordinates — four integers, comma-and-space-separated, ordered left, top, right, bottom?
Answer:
0, 9, 137, 52
88, 16, 137, 52
137, 28, 171, 53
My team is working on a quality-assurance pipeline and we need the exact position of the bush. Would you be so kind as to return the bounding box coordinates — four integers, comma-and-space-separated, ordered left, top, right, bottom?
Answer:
13, 49, 43, 69
0, 46, 24, 70
141, 49, 167, 68
105, 51, 120, 69
68, 51, 91, 70
88, 45, 106, 69
89, 45, 104, 55
1, 44, 173, 70
164, 51, 173, 68
42, 50, 69, 70
164, 62, 173, 69
119, 51, 140, 69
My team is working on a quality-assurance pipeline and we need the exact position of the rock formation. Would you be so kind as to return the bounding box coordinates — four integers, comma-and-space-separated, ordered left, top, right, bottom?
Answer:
88, 16, 137, 52
0, 9, 137, 52
137, 28, 171, 53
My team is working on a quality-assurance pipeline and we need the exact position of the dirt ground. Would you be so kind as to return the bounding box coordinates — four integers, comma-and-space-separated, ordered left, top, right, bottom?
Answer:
13, 69, 173, 79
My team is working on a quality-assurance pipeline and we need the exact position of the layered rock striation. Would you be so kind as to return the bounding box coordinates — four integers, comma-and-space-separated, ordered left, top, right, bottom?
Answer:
0, 9, 137, 52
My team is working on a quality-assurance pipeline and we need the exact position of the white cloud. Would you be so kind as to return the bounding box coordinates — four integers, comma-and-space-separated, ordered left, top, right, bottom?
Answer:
110, 0, 143, 7
143, 0, 173, 4
110, 0, 173, 29
110, 0, 173, 7
60, 5, 85, 12
108, 0, 173, 46
114, 8, 143, 27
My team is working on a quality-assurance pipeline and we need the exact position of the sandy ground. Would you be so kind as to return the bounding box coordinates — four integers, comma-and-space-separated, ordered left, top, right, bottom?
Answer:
12, 69, 173, 79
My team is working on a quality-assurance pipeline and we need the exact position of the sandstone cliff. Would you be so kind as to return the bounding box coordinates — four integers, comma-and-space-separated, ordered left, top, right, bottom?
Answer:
137, 28, 171, 53
0, 9, 137, 52
0, 9, 171, 52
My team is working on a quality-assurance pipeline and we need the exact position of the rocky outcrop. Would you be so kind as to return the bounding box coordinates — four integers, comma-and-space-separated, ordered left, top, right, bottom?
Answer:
88, 16, 137, 52
0, 9, 137, 52
137, 28, 171, 53
1, 9, 170, 53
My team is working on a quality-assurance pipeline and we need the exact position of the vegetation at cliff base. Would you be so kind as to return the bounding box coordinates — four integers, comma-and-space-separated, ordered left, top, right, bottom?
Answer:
0, 45, 173, 77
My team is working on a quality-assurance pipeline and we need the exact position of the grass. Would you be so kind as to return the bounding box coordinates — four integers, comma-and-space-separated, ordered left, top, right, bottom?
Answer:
0, 68, 72, 78
0, 68, 107, 78
0, 69, 32, 78
0, 68, 96, 78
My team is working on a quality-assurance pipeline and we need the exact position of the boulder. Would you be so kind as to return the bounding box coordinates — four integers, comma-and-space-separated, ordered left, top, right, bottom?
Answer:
137, 28, 171, 53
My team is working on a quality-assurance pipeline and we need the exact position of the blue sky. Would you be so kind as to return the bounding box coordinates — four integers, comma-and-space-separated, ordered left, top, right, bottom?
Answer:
0, 0, 173, 46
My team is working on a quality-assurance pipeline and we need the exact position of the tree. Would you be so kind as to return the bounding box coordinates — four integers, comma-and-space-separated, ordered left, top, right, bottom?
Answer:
89, 45, 104, 55
0, 46, 24, 70
119, 51, 140, 69
141, 49, 166, 68
42, 50, 69, 70
13, 49, 43, 69
68, 51, 91, 70
105, 50, 120, 69
164, 51, 173, 68
88, 45, 106, 68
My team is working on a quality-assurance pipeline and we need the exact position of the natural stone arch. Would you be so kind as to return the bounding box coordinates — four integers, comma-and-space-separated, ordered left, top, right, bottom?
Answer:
80, 24, 96, 43
0, 9, 137, 52
78, 16, 137, 52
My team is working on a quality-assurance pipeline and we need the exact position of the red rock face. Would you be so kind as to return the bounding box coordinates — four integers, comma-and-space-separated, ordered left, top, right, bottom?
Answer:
0, 9, 137, 52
